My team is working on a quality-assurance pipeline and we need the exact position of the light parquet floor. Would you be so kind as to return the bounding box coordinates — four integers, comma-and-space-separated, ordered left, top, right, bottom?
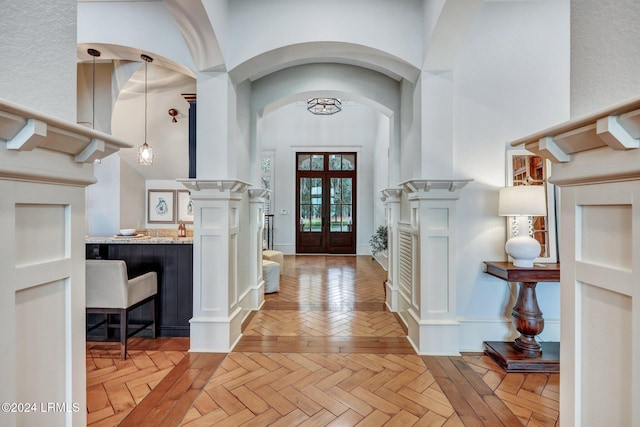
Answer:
86, 338, 190, 426
86, 255, 559, 426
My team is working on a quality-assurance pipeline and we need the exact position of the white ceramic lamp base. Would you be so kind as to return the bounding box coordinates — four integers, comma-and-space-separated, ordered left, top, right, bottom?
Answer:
505, 235, 541, 268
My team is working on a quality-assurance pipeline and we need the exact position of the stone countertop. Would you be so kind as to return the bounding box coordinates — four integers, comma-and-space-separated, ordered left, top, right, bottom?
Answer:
86, 235, 193, 244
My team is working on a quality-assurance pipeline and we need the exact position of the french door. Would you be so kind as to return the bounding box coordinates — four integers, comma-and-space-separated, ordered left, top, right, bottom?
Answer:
296, 152, 356, 254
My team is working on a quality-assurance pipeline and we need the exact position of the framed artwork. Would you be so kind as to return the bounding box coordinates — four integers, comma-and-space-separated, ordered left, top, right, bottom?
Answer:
177, 190, 194, 224
148, 190, 176, 224
506, 148, 558, 263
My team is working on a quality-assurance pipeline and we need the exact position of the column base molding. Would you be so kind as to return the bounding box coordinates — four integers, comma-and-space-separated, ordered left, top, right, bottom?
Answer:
407, 309, 461, 356
385, 280, 399, 312
189, 307, 243, 353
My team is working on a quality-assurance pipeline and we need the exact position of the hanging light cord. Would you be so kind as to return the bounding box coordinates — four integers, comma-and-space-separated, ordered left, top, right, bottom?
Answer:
92, 54, 96, 129
140, 54, 153, 145
144, 58, 148, 144
87, 48, 101, 129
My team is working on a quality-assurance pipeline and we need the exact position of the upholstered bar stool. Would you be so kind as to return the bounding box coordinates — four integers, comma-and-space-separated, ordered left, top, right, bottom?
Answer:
86, 260, 158, 360
262, 259, 280, 293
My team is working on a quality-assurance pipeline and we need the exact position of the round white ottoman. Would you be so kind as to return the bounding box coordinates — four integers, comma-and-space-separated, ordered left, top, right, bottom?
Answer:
262, 259, 280, 293
263, 250, 284, 274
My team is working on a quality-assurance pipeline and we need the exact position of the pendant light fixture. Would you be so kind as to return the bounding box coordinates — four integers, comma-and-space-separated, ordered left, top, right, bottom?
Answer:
138, 54, 154, 165
88, 48, 102, 163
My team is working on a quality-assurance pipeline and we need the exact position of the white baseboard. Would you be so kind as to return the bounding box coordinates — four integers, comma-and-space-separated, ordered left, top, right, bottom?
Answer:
273, 244, 376, 256
273, 244, 294, 254
372, 252, 388, 271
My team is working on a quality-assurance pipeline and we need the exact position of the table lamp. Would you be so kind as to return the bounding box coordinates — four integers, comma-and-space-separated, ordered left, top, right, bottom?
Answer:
498, 185, 547, 267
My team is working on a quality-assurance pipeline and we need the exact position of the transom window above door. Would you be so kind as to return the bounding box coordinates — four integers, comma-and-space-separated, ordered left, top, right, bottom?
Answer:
297, 153, 355, 171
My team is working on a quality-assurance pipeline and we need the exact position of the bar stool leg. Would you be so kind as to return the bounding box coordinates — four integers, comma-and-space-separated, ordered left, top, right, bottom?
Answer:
120, 309, 128, 360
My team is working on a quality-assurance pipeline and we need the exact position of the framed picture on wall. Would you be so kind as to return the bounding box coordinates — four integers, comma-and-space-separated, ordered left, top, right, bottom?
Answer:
148, 190, 176, 224
177, 190, 194, 224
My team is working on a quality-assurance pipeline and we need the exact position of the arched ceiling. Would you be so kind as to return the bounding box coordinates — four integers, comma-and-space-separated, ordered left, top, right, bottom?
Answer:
77, 43, 196, 79
252, 63, 399, 119
229, 42, 420, 84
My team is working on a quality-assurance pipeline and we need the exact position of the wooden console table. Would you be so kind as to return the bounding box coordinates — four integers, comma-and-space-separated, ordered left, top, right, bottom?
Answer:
483, 261, 560, 373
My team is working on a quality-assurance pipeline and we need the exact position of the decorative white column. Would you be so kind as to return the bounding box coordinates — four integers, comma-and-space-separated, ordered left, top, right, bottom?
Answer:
511, 96, 640, 427
248, 188, 270, 309
401, 178, 472, 355
0, 99, 131, 427
380, 188, 402, 311
178, 179, 249, 352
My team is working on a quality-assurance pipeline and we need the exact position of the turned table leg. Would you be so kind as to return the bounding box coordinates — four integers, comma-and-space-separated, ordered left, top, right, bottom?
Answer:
511, 281, 544, 356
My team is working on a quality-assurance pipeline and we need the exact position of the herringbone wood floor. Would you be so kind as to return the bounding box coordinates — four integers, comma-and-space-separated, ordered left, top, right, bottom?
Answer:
86, 255, 559, 426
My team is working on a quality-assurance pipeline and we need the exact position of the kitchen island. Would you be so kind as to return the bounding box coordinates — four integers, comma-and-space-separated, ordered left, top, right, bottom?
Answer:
86, 235, 193, 337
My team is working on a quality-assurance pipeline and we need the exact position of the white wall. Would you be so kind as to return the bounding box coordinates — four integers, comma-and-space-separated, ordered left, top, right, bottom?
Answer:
399, 79, 421, 187
77, 62, 113, 133
453, 0, 570, 349
87, 154, 121, 236
1, 0, 77, 121
231, 80, 253, 182
570, 0, 640, 117
120, 160, 146, 230
230, 80, 252, 297
259, 103, 379, 254
87, 155, 146, 235
373, 112, 390, 229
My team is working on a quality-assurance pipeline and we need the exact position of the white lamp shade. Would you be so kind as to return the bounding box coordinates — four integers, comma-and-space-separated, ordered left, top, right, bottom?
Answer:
498, 186, 546, 217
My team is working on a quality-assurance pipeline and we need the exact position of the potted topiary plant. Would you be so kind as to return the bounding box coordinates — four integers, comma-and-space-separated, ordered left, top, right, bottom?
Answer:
370, 225, 388, 257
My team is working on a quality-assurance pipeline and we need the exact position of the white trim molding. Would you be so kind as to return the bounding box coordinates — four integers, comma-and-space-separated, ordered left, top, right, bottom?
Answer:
180, 178, 249, 352
380, 188, 402, 311
397, 178, 472, 355
512, 96, 640, 426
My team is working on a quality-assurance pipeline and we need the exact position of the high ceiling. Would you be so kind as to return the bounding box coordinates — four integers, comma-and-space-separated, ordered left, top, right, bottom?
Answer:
76, 0, 479, 180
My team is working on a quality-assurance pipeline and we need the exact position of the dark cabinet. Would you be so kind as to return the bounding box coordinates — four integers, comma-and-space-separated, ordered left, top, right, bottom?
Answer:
86, 243, 193, 337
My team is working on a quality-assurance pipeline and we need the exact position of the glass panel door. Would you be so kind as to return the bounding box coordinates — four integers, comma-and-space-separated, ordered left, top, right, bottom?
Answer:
296, 152, 356, 254
299, 177, 323, 233
330, 178, 353, 232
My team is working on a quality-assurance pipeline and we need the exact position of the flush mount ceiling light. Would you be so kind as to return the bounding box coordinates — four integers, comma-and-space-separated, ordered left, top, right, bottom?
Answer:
307, 98, 341, 115
138, 54, 154, 165
168, 108, 179, 123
